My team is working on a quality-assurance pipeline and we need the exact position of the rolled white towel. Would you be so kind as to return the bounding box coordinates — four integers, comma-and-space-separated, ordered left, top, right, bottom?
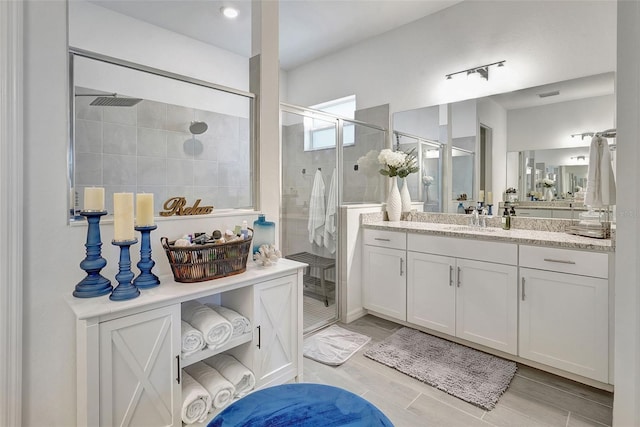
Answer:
185, 362, 236, 410
204, 354, 256, 398
205, 304, 251, 338
181, 371, 211, 425
182, 301, 233, 349
181, 321, 206, 357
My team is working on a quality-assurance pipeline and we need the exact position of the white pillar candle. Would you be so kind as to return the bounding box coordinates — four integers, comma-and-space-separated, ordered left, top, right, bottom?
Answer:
84, 187, 105, 211
479, 190, 485, 202
487, 191, 493, 205
113, 193, 135, 241
136, 193, 154, 226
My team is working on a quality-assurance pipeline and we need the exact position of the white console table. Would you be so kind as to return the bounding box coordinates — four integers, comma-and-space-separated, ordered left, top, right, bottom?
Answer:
67, 259, 306, 427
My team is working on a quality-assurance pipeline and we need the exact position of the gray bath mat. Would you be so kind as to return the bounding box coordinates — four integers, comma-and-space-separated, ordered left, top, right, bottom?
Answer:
364, 327, 516, 410
303, 325, 371, 366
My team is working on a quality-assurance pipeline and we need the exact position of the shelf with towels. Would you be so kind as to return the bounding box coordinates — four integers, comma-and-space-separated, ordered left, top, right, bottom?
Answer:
181, 331, 253, 368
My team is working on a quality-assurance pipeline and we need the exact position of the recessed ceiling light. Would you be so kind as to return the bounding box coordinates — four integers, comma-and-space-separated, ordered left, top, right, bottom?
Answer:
221, 6, 239, 19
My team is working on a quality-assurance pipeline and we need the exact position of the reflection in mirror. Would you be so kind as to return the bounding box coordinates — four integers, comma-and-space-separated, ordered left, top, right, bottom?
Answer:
394, 131, 443, 212
69, 52, 255, 221
451, 146, 474, 201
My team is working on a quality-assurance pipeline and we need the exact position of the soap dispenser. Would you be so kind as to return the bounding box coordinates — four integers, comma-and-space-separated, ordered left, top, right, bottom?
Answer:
502, 207, 511, 230
457, 202, 465, 214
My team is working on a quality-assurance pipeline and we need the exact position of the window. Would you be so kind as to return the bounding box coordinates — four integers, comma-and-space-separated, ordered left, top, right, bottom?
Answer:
304, 95, 356, 151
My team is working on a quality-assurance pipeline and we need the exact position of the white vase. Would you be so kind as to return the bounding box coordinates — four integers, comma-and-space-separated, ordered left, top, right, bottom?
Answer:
386, 176, 401, 221
545, 187, 554, 201
400, 178, 412, 213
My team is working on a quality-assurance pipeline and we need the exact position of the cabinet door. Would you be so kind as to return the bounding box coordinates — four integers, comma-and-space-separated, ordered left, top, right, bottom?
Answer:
362, 245, 407, 321
519, 268, 608, 382
455, 259, 518, 354
253, 274, 299, 388
407, 251, 456, 335
99, 305, 181, 427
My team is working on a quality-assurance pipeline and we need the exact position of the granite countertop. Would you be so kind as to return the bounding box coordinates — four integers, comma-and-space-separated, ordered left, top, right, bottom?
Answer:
362, 220, 614, 252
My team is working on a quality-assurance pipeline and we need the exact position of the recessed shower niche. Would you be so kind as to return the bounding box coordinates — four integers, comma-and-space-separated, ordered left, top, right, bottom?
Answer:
69, 51, 256, 220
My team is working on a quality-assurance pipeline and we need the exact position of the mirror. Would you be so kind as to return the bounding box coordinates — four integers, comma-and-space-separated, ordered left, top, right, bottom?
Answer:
393, 72, 615, 216
69, 52, 255, 220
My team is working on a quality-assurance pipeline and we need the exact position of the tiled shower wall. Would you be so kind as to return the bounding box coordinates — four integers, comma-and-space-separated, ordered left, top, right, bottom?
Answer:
73, 88, 251, 215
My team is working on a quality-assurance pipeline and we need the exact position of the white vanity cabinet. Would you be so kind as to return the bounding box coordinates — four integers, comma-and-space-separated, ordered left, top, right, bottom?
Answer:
519, 246, 609, 382
407, 234, 518, 355
68, 260, 304, 427
362, 229, 407, 321
98, 305, 182, 426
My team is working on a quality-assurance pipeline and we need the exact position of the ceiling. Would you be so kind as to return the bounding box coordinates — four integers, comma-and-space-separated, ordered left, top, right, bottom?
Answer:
490, 72, 616, 111
89, 0, 462, 70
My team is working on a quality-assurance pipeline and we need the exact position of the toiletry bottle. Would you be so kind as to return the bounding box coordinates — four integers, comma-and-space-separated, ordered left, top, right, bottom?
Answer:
509, 205, 516, 217
502, 207, 511, 230
241, 220, 249, 240
252, 214, 275, 254
457, 202, 465, 214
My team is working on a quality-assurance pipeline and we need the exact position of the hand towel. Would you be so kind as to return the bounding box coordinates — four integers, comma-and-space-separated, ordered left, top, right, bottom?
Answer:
181, 320, 206, 357
323, 168, 337, 254
585, 135, 617, 207
308, 169, 326, 246
205, 304, 251, 338
181, 371, 211, 424
181, 300, 233, 349
204, 353, 256, 398
184, 362, 236, 410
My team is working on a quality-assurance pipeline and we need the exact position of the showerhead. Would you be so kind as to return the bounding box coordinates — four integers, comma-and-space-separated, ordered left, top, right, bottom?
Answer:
75, 93, 142, 107
189, 121, 208, 135
90, 96, 143, 107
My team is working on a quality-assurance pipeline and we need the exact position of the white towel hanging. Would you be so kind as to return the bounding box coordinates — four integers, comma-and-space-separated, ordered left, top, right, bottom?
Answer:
308, 169, 326, 246
585, 136, 616, 207
324, 168, 337, 254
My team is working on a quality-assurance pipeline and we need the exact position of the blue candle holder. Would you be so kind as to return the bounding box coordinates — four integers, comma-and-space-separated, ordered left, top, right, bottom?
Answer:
133, 225, 160, 289
110, 239, 140, 301
73, 211, 112, 298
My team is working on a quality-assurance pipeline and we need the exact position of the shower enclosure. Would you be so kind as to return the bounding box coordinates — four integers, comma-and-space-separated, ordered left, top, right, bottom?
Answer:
280, 103, 387, 333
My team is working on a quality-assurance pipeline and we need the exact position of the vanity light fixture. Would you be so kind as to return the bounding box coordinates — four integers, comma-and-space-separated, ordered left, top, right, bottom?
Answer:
221, 6, 239, 19
445, 60, 506, 81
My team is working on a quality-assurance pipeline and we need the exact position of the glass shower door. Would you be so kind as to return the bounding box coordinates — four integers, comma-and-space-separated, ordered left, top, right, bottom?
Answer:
281, 109, 339, 333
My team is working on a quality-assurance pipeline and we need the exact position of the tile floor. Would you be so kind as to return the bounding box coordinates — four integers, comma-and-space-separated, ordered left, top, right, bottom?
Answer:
303, 315, 614, 427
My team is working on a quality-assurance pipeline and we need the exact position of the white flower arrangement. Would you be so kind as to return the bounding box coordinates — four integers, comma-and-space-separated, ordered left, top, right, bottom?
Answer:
539, 178, 555, 188
378, 148, 419, 178
422, 175, 434, 186
357, 150, 381, 176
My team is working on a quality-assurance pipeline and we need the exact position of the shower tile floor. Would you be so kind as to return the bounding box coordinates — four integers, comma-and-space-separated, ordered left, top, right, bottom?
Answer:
303, 315, 614, 427
303, 295, 336, 332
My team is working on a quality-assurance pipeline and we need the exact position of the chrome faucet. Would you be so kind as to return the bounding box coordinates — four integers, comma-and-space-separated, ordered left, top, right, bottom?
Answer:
470, 206, 480, 226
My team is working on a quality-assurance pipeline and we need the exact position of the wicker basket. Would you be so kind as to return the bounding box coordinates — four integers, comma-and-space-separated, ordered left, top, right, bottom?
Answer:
161, 233, 252, 283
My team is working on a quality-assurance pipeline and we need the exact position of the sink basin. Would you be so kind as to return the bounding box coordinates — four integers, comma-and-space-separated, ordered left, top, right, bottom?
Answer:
442, 225, 498, 233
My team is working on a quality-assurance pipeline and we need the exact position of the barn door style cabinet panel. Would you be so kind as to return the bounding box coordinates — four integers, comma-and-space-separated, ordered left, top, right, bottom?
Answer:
67, 260, 305, 427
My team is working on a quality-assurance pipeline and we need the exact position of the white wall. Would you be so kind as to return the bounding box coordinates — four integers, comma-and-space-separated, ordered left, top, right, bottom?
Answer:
23, 1, 256, 425
478, 97, 508, 203
507, 94, 615, 152
283, 1, 616, 114
613, 1, 640, 424
69, 1, 249, 91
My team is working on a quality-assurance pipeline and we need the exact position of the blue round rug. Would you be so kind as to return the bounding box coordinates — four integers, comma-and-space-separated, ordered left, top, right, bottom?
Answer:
208, 383, 393, 427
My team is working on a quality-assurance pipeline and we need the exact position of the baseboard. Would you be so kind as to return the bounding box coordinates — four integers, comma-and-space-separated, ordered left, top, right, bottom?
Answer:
345, 307, 367, 324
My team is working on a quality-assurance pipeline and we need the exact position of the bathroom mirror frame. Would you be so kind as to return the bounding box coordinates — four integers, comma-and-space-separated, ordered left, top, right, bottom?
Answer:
67, 47, 257, 223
